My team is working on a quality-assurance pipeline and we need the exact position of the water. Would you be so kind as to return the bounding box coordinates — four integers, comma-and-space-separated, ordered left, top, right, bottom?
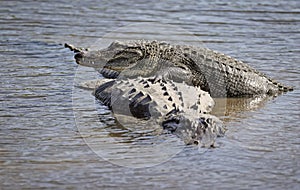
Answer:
1, 0, 299, 189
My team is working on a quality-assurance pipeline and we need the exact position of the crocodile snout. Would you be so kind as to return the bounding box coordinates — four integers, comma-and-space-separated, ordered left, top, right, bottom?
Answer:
74, 52, 84, 61
74, 52, 85, 65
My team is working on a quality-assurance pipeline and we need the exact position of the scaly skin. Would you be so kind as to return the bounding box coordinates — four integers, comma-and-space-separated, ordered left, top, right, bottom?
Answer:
66, 40, 293, 97
65, 40, 293, 147
93, 77, 226, 147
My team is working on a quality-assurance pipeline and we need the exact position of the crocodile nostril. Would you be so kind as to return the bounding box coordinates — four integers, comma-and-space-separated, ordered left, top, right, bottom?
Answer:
74, 52, 84, 60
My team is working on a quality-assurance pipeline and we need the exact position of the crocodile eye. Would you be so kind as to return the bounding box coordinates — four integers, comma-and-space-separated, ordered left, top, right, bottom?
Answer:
177, 65, 187, 70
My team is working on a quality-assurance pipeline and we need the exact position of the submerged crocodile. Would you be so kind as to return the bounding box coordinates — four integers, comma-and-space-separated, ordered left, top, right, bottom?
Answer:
66, 40, 293, 97
93, 77, 226, 147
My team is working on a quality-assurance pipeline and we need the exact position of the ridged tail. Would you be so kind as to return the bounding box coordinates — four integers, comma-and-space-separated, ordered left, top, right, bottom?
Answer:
270, 79, 294, 92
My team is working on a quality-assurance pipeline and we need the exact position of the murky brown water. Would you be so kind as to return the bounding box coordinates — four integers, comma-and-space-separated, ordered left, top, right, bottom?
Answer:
1, 0, 299, 189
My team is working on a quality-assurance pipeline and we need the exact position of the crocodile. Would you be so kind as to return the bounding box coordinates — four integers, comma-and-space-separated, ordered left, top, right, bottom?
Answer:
92, 77, 226, 147
66, 40, 292, 147
66, 40, 293, 97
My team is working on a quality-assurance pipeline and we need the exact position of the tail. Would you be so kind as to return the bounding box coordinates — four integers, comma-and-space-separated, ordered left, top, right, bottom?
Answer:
279, 85, 294, 92
272, 80, 294, 92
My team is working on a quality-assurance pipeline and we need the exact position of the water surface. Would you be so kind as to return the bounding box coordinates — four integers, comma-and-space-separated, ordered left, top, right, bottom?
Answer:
0, 0, 299, 189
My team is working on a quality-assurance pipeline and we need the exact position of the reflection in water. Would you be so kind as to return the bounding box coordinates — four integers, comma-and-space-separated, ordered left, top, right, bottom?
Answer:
213, 95, 274, 121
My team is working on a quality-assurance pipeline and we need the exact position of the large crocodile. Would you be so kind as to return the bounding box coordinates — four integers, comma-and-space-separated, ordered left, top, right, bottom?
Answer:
92, 77, 226, 147
66, 40, 292, 147
66, 40, 293, 97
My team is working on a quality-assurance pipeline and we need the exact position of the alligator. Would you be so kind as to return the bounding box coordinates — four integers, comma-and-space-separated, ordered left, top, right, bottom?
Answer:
65, 40, 293, 97
65, 40, 292, 147
92, 77, 226, 147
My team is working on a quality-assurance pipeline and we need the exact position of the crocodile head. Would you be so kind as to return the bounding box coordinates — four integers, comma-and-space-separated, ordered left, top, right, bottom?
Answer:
72, 40, 194, 80
162, 113, 226, 147
74, 41, 144, 71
